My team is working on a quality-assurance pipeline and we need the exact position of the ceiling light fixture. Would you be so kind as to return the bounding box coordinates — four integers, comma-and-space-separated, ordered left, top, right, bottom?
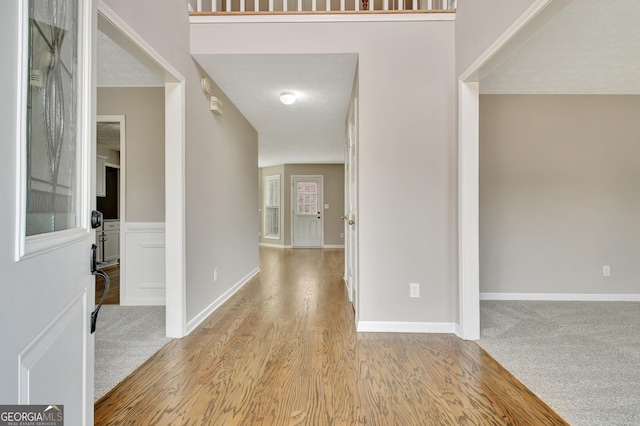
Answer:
280, 91, 296, 105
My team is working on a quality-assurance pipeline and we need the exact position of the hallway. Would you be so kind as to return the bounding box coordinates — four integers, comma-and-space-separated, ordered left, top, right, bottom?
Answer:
94, 247, 565, 424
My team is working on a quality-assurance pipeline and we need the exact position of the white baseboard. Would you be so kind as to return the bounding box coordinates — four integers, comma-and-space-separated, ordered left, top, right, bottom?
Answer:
356, 321, 456, 333
259, 242, 292, 248
323, 245, 345, 249
186, 267, 260, 334
480, 293, 640, 302
120, 298, 165, 306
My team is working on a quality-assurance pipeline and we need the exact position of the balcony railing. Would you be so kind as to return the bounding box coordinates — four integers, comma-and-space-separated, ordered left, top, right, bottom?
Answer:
194, 0, 455, 13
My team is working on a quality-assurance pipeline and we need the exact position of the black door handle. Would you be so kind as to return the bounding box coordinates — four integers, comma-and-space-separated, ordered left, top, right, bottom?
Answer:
90, 244, 110, 333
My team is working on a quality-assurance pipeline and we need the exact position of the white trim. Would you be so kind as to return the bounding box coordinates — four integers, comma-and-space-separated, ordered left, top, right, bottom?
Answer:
190, 12, 455, 24
263, 174, 281, 240
259, 242, 292, 248
357, 321, 456, 334
16, 0, 93, 262
459, 0, 555, 82
125, 222, 166, 232
97, 1, 187, 338
323, 245, 344, 249
186, 268, 260, 334
120, 297, 166, 305
456, 0, 568, 341
97, 114, 125, 296
480, 293, 640, 302
457, 81, 480, 341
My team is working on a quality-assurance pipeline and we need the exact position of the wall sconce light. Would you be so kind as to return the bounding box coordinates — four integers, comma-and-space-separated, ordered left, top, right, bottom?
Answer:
280, 91, 296, 105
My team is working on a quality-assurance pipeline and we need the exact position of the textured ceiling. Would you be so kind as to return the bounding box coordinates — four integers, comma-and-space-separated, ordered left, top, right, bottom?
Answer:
192, 54, 358, 167
481, 0, 640, 94
97, 29, 164, 88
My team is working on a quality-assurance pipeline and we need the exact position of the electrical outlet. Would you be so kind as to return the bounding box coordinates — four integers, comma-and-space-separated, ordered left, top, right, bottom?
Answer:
602, 265, 611, 277
340, 232, 344, 238
214, 268, 219, 282
410, 283, 420, 298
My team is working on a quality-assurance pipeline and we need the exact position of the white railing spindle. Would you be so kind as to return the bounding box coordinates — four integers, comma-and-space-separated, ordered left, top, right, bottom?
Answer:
194, 0, 458, 13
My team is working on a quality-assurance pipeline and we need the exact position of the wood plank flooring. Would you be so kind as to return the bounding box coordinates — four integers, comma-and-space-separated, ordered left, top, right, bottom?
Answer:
94, 247, 566, 425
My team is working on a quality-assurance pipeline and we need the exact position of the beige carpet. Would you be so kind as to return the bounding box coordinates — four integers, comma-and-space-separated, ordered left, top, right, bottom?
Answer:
478, 301, 640, 426
94, 305, 172, 401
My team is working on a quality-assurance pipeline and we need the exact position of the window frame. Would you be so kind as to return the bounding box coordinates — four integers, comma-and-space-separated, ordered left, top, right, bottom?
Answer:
263, 175, 281, 240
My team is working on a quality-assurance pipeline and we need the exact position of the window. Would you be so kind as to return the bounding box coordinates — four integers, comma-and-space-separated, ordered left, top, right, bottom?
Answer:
264, 175, 280, 239
296, 182, 318, 215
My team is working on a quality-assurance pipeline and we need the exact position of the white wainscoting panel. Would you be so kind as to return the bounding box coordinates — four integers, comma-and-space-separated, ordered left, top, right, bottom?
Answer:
122, 223, 166, 305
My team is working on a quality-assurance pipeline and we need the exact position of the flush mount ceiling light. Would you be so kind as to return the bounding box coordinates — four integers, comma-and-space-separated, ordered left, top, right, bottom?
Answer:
279, 91, 296, 105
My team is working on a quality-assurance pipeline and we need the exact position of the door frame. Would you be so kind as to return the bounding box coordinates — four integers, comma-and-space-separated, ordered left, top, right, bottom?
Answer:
291, 175, 324, 248
97, 1, 187, 338
457, 0, 566, 340
345, 96, 359, 321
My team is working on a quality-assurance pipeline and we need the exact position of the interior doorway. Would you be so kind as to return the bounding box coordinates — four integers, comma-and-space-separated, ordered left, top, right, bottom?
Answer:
93, 0, 186, 401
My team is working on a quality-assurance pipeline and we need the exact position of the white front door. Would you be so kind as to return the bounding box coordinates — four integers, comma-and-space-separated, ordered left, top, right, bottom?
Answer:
0, 0, 96, 424
345, 98, 359, 318
292, 176, 323, 248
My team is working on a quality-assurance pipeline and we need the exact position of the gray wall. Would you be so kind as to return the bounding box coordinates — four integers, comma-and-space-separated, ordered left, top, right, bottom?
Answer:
98, 87, 165, 222
259, 164, 345, 247
193, 20, 457, 323
285, 164, 345, 247
480, 95, 640, 294
103, 0, 259, 324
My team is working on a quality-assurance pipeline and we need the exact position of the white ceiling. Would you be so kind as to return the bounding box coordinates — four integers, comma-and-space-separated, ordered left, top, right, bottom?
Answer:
97, 29, 165, 88
192, 54, 358, 167
98, 32, 357, 167
98, 0, 638, 164
481, 0, 640, 94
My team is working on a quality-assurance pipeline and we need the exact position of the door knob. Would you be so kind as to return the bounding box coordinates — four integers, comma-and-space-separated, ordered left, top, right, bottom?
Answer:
348, 219, 356, 225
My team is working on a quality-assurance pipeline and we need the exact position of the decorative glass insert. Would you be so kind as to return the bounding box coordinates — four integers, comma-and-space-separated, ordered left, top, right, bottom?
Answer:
264, 175, 280, 239
296, 182, 318, 215
26, 0, 79, 236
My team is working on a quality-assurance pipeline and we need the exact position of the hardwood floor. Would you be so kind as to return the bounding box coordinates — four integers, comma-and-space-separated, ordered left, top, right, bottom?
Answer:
94, 247, 566, 425
95, 264, 120, 305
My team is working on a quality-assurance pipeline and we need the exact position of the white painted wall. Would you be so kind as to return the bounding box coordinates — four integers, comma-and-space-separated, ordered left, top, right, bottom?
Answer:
102, 0, 259, 325
192, 20, 457, 324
